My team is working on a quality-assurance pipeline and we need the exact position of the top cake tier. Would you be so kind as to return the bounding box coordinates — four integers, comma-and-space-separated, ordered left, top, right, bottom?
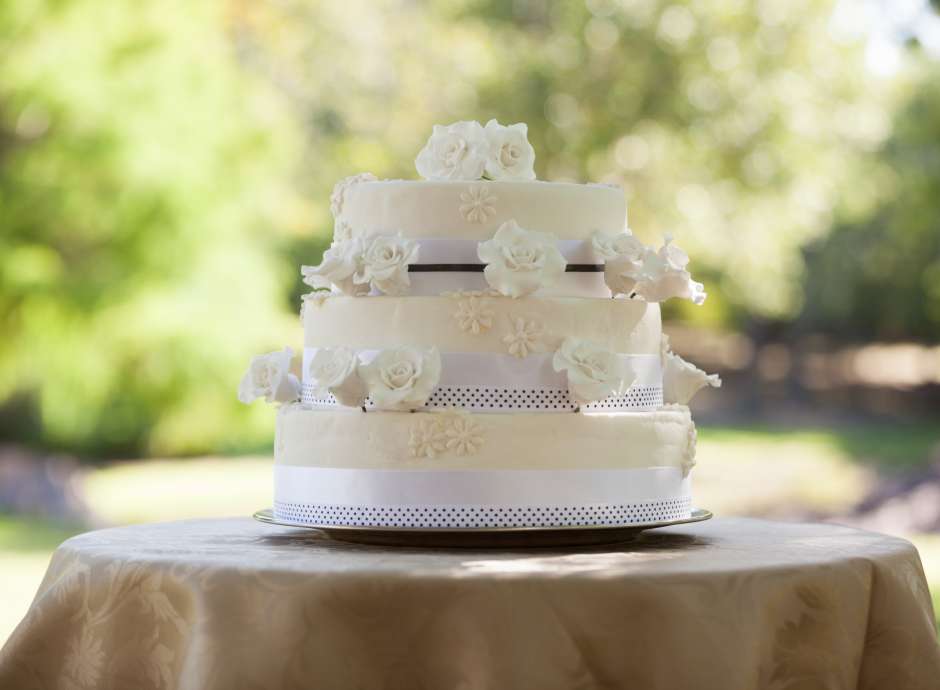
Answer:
304, 119, 706, 304
334, 179, 626, 242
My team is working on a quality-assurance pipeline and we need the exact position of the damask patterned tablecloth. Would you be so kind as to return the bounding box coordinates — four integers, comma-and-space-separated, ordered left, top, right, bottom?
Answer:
1, 517, 938, 690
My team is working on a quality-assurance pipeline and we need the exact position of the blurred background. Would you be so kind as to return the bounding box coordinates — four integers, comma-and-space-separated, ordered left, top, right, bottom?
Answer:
2, 0, 940, 643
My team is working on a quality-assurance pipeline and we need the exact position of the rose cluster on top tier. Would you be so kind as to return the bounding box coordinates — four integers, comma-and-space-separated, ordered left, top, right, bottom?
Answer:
415, 120, 536, 182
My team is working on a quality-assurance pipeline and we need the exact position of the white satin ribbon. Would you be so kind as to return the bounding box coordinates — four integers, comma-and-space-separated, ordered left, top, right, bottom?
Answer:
301, 348, 663, 412
275, 465, 689, 506
273, 465, 692, 527
402, 272, 609, 298
412, 238, 599, 265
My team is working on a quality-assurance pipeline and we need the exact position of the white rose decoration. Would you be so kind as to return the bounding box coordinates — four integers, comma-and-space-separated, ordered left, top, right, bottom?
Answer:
477, 220, 567, 297
301, 239, 369, 296
483, 119, 536, 181
238, 347, 300, 405
307, 347, 367, 407
591, 229, 644, 261
632, 238, 707, 305
599, 234, 706, 305
552, 338, 634, 404
661, 337, 721, 404
415, 121, 488, 181
359, 347, 442, 410
354, 234, 419, 295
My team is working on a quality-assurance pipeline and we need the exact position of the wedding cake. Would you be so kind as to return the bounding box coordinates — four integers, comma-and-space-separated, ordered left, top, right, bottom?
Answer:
239, 120, 720, 529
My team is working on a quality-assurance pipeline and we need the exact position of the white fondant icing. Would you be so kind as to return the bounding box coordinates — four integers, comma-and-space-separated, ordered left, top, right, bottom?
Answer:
275, 404, 696, 471
338, 179, 625, 242
302, 296, 663, 356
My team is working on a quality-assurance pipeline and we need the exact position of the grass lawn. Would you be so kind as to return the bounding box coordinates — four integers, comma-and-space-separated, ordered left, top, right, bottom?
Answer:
2, 423, 939, 647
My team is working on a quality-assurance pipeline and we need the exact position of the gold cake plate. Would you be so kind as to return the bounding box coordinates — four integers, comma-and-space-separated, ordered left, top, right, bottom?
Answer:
252, 508, 713, 548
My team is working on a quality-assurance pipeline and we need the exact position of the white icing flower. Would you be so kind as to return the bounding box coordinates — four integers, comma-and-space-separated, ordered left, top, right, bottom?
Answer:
477, 220, 567, 298
408, 417, 447, 459
601, 235, 706, 305
443, 412, 484, 456
307, 347, 366, 407
552, 337, 634, 404
632, 238, 707, 305
596, 229, 646, 297
483, 119, 536, 181
353, 234, 419, 296
415, 121, 488, 181
454, 296, 494, 334
301, 239, 369, 296
459, 185, 498, 223
591, 229, 645, 261
503, 316, 543, 358
359, 347, 441, 411
661, 336, 721, 404
330, 172, 377, 219
238, 347, 300, 405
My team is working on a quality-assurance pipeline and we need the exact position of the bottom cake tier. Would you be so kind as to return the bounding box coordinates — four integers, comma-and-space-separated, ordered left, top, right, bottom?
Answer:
274, 404, 697, 528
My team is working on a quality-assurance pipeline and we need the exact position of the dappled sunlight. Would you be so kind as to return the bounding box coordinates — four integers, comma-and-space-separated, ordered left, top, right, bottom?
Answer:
453, 536, 704, 578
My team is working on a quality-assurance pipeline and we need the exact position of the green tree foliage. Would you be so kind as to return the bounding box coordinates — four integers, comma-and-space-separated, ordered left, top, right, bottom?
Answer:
0, 1, 305, 456
801, 57, 940, 340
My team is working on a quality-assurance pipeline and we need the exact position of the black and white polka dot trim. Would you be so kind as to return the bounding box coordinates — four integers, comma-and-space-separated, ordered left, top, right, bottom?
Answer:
273, 496, 691, 528
300, 383, 663, 412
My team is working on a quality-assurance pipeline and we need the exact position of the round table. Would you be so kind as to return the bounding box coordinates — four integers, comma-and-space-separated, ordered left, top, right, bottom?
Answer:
1, 517, 938, 690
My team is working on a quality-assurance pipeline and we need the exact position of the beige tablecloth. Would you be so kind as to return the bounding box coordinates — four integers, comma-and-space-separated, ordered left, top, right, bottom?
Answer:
1, 517, 938, 690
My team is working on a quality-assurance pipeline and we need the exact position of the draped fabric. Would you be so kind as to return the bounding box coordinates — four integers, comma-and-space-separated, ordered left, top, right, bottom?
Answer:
1, 517, 938, 690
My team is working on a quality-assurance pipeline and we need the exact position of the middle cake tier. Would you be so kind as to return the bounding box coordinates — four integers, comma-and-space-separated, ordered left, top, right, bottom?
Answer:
302, 294, 664, 412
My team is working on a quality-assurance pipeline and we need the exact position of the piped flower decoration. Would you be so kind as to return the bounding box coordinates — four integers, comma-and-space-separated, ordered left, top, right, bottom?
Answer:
238, 347, 300, 405
409, 411, 485, 458
443, 412, 484, 456
592, 229, 645, 261
302, 234, 418, 296
599, 232, 706, 305
503, 316, 543, 358
307, 347, 367, 408
415, 121, 488, 181
301, 239, 368, 296
483, 119, 536, 181
477, 220, 567, 298
454, 296, 494, 334
459, 185, 498, 223
408, 417, 447, 459
330, 172, 377, 219
354, 234, 419, 296
552, 338, 635, 405
661, 335, 721, 404
359, 347, 441, 411
415, 120, 536, 181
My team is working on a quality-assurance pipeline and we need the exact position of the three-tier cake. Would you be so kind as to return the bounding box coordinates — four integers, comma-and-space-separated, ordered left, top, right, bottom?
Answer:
239, 120, 719, 529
